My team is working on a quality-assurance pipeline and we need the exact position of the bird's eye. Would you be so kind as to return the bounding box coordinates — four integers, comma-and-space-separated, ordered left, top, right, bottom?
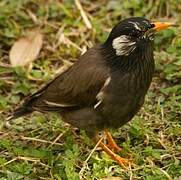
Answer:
150, 23, 155, 28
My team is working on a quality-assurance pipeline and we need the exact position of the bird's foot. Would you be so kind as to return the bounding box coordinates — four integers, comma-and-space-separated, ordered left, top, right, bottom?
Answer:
99, 141, 128, 168
94, 131, 130, 168
105, 129, 122, 153
114, 154, 128, 168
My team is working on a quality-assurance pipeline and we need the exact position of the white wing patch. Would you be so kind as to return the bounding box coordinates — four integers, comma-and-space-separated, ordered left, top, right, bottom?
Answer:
94, 77, 111, 109
44, 100, 75, 107
94, 92, 103, 109
112, 35, 136, 56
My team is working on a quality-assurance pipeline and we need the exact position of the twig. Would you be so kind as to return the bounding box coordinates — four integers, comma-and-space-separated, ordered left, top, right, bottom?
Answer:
26, 9, 38, 24
128, 163, 133, 180
58, 33, 83, 52
0, 157, 18, 167
159, 168, 173, 180
79, 137, 103, 178
17, 156, 39, 162
51, 132, 65, 145
21, 136, 63, 146
157, 138, 167, 150
1, 156, 51, 168
74, 0, 92, 29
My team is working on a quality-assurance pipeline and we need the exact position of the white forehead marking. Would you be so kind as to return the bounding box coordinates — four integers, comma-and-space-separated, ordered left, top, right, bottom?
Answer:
129, 21, 141, 30
112, 35, 136, 56
142, 20, 150, 26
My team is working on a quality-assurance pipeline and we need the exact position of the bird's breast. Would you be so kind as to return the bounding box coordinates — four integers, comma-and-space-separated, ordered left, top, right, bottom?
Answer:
102, 60, 154, 128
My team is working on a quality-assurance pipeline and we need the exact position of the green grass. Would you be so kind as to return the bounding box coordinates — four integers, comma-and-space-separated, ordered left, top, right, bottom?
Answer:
0, 0, 180, 179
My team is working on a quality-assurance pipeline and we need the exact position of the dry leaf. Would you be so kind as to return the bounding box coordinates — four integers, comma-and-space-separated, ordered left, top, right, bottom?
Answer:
10, 30, 43, 67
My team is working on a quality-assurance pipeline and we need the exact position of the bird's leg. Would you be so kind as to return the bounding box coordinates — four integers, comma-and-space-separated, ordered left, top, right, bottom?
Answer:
99, 141, 127, 168
105, 129, 122, 153
94, 136, 127, 168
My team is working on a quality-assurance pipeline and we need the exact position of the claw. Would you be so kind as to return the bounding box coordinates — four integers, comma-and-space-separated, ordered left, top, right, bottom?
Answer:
105, 129, 122, 153
98, 140, 128, 168
94, 131, 131, 168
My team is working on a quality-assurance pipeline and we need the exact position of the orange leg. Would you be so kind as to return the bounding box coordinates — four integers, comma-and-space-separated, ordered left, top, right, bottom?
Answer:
94, 135, 128, 168
98, 141, 127, 168
105, 129, 122, 153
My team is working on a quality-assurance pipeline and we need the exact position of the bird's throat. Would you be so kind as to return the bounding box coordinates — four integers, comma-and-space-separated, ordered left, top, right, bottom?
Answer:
101, 41, 154, 71
100, 41, 155, 91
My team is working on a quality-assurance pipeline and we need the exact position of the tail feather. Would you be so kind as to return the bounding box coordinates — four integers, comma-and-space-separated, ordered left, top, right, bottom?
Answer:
6, 106, 33, 121
6, 93, 40, 121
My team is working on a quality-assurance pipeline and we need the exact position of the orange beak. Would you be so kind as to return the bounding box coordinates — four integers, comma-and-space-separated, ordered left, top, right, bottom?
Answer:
152, 22, 177, 32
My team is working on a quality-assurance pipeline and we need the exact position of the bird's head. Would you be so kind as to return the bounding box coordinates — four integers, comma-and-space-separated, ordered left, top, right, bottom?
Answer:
105, 17, 175, 57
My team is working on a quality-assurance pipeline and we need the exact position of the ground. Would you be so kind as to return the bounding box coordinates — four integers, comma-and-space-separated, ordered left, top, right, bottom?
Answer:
0, 0, 180, 179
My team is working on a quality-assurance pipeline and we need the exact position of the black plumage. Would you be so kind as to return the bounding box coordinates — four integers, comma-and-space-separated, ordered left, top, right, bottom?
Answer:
8, 17, 174, 165
9, 17, 155, 137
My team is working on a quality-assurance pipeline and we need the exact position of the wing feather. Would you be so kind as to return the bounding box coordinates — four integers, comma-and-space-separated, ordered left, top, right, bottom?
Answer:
29, 46, 110, 111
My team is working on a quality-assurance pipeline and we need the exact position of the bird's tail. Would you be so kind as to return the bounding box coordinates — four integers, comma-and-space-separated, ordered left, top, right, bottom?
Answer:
6, 106, 33, 121
6, 88, 42, 121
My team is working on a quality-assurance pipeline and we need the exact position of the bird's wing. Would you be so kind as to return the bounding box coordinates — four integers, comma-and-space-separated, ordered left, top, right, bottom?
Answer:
27, 47, 110, 112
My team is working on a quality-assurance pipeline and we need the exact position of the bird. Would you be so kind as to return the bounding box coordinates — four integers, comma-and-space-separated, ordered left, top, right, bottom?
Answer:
8, 17, 175, 167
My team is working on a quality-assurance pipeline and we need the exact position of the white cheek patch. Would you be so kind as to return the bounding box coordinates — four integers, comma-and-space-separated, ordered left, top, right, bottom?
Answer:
112, 35, 136, 56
